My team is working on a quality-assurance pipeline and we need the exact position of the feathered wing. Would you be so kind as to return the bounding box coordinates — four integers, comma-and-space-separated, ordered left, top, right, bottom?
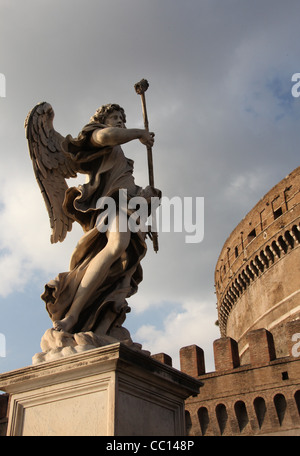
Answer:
25, 102, 77, 243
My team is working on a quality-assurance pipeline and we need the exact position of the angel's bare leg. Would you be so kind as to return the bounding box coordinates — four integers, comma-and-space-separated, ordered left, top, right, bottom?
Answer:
53, 215, 131, 333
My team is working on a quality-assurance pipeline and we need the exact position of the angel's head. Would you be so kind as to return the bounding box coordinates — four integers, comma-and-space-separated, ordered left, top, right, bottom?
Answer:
89, 104, 126, 128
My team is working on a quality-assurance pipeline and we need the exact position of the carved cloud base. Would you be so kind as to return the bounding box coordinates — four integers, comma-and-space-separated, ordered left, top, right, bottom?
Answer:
32, 327, 150, 364
0, 343, 202, 436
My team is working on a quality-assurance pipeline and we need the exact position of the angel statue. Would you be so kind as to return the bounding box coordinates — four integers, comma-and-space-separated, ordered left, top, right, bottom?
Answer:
25, 100, 160, 363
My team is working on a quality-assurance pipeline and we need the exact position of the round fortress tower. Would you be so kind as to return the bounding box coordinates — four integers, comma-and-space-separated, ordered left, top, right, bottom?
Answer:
215, 166, 300, 363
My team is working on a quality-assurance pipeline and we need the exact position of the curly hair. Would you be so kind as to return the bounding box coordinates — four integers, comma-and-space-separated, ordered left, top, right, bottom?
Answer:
89, 103, 126, 124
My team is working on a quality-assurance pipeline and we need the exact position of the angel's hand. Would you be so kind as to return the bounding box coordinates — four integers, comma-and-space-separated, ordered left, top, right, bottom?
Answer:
139, 131, 155, 148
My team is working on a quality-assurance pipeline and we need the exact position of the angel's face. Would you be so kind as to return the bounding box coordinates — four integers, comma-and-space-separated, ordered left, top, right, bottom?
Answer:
105, 110, 125, 129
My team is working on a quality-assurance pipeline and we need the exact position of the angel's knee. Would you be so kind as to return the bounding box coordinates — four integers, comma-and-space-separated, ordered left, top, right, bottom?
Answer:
106, 230, 130, 259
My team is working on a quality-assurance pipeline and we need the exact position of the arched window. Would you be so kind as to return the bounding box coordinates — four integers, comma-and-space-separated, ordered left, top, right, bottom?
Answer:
294, 390, 300, 416
198, 407, 209, 436
234, 400, 249, 432
216, 403, 228, 435
253, 397, 266, 429
185, 410, 192, 436
274, 393, 287, 426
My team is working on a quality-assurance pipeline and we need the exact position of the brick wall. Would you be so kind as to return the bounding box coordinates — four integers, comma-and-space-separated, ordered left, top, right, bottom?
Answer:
154, 320, 300, 436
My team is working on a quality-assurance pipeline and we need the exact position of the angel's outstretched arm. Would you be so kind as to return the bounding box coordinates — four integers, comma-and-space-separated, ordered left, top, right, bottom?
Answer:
91, 127, 155, 148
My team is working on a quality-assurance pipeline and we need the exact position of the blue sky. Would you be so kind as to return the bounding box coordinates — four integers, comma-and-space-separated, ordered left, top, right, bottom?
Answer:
0, 0, 299, 375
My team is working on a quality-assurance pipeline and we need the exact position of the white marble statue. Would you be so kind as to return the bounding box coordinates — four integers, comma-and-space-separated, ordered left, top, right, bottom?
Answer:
25, 94, 160, 362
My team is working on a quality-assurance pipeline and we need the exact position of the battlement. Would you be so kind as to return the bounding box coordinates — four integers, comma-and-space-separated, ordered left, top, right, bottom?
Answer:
153, 320, 300, 436
151, 320, 300, 376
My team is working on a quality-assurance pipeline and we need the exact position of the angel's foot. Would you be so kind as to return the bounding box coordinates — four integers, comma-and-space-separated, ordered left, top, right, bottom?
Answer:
53, 315, 77, 333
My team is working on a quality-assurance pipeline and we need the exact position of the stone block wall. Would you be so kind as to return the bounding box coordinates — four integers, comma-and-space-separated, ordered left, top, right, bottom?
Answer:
178, 321, 300, 436
214, 166, 300, 363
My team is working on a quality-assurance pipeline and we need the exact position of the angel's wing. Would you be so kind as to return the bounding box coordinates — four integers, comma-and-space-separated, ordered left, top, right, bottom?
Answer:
25, 102, 77, 243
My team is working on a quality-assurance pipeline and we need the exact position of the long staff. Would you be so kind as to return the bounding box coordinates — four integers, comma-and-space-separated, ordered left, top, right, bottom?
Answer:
134, 78, 159, 252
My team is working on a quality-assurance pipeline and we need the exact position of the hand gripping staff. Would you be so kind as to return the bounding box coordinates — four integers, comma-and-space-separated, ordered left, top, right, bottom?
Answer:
134, 79, 159, 253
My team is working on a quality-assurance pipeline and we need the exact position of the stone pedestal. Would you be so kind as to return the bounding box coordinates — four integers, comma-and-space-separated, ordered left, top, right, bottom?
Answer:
0, 343, 202, 436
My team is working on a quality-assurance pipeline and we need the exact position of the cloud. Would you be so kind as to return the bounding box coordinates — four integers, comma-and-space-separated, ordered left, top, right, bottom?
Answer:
133, 300, 220, 371
0, 171, 82, 296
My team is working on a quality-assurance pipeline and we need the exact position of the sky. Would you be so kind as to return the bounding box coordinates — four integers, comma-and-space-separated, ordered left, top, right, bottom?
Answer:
0, 0, 299, 375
